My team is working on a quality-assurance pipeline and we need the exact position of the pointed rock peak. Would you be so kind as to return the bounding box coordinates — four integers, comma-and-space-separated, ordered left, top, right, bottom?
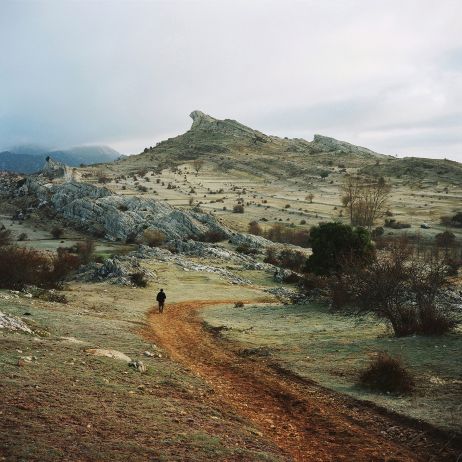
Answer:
189, 110, 218, 129
189, 110, 270, 141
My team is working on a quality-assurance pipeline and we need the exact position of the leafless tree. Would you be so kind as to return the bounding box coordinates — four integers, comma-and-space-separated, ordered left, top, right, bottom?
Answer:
341, 176, 391, 230
192, 159, 205, 174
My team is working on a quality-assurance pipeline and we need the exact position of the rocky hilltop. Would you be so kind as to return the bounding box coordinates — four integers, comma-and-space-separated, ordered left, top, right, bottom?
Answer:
114, 110, 398, 181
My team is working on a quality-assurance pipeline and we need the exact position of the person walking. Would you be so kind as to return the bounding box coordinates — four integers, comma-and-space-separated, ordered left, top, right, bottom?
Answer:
156, 288, 166, 313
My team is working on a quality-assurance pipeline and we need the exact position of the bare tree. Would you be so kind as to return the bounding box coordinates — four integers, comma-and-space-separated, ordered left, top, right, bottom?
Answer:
306, 193, 314, 203
341, 176, 391, 230
192, 159, 205, 174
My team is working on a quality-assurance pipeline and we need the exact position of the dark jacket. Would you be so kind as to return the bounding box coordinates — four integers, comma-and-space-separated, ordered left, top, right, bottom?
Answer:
156, 291, 166, 302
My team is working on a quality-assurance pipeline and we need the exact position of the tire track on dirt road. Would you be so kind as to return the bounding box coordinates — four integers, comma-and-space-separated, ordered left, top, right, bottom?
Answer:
144, 300, 459, 462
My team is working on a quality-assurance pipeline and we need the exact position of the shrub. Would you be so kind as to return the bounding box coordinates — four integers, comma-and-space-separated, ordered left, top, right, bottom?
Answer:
359, 352, 414, 394
51, 227, 64, 239
236, 244, 258, 255
75, 239, 95, 264
248, 221, 262, 236
435, 231, 456, 248
233, 204, 244, 213
264, 223, 310, 247
384, 219, 411, 229
234, 301, 244, 308
17, 232, 28, 241
130, 272, 148, 287
143, 229, 166, 247
0, 226, 13, 246
200, 230, 227, 243
333, 239, 460, 336
0, 246, 78, 290
371, 226, 384, 239
306, 222, 374, 275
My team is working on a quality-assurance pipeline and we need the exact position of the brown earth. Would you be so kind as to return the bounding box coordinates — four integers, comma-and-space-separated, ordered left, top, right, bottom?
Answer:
144, 300, 461, 462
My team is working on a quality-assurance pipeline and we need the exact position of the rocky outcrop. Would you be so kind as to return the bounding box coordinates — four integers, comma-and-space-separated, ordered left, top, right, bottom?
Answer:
41, 156, 72, 180
77, 255, 156, 285
18, 176, 231, 242
0, 311, 33, 334
190, 110, 271, 143
311, 134, 385, 158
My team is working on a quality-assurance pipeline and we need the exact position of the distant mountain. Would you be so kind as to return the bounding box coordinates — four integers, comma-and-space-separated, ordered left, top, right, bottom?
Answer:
0, 151, 44, 174
46, 145, 121, 166
0, 145, 121, 173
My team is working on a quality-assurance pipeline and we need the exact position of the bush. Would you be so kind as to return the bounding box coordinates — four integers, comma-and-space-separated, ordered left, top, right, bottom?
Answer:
130, 272, 148, 287
263, 223, 310, 247
435, 231, 456, 248
234, 301, 244, 308
51, 227, 64, 239
17, 232, 28, 241
236, 244, 258, 255
306, 222, 374, 275
359, 352, 414, 394
143, 229, 166, 247
264, 247, 307, 272
371, 226, 384, 239
333, 239, 460, 336
384, 219, 411, 229
200, 230, 227, 243
0, 246, 79, 290
248, 221, 262, 236
75, 239, 95, 264
233, 204, 244, 213
0, 226, 13, 246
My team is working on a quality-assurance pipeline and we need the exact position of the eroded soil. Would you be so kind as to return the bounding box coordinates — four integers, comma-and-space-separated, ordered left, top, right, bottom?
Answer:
145, 300, 461, 462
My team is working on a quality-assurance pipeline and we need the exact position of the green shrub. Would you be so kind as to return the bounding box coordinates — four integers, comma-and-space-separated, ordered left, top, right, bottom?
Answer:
306, 222, 374, 275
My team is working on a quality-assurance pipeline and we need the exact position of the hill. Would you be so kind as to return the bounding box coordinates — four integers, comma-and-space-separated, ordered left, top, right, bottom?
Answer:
116, 110, 460, 184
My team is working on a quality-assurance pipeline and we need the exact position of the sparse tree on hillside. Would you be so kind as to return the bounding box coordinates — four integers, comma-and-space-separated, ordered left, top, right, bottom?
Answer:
341, 176, 391, 230
306, 193, 314, 203
192, 159, 205, 174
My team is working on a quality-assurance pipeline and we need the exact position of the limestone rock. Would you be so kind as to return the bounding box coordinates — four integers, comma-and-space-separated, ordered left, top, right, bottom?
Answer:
85, 348, 132, 362
0, 311, 33, 334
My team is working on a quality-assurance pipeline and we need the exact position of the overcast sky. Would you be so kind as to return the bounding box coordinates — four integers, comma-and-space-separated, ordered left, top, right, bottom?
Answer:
1, 0, 461, 160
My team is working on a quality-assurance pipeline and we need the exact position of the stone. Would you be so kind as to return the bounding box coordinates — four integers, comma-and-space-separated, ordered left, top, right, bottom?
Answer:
85, 348, 132, 362
0, 311, 33, 334
128, 360, 147, 373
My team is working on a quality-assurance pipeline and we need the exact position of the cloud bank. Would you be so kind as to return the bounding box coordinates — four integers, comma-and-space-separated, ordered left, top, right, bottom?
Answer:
1, 0, 461, 160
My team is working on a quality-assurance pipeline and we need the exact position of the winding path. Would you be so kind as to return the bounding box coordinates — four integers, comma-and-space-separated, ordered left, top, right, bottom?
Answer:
144, 300, 458, 462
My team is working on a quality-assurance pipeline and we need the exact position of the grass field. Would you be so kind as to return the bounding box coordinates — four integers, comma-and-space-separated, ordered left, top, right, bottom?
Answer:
202, 302, 462, 433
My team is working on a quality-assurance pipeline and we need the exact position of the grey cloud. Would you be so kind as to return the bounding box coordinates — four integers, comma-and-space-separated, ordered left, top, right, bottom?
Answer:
0, 0, 461, 161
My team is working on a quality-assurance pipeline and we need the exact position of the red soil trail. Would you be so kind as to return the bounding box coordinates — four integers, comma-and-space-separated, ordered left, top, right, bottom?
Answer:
144, 300, 459, 462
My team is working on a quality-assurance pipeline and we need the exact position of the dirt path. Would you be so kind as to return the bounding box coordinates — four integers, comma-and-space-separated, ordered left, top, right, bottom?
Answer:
144, 300, 459, 462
